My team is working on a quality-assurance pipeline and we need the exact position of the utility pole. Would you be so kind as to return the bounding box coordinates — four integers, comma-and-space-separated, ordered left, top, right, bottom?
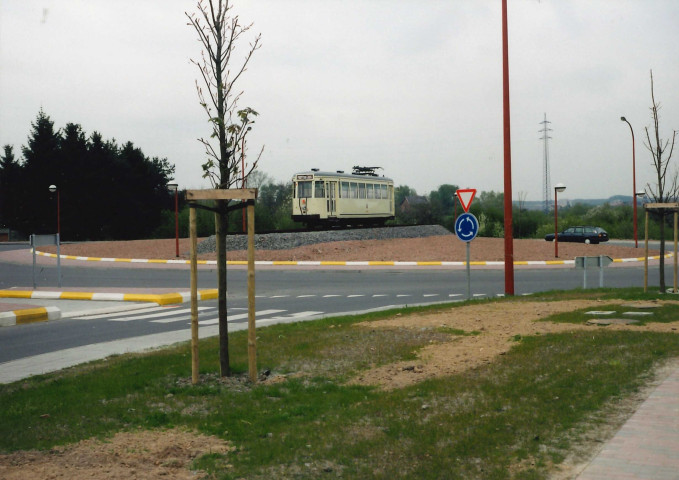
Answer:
539, 113, 552, 213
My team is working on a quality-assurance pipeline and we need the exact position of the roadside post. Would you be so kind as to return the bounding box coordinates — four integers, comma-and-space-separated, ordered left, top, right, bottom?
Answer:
455, 189, 478, 300
575, 255, 613, 289
31, 233, 61, 289
186, 188, 258, 384
643, 203, 679, 293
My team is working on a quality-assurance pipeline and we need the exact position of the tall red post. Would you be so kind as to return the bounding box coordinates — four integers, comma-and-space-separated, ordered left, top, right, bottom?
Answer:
174, 188, 179, 257
621, 117, 638, 248
554, 190, 559, 258
242, 137, 246, 233
502, 0, 514, 295
57, 190, 61, 239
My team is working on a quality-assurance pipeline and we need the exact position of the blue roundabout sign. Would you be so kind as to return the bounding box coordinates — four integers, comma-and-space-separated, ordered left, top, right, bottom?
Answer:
455, 212, 479, 242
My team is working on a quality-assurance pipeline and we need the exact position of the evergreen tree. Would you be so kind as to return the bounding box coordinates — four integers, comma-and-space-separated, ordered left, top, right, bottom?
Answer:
0, 145, 22, 229
20, 110, 62, 234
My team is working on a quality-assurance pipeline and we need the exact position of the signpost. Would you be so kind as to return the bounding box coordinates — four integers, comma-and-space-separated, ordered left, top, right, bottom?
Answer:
31, 234, 61, 289
575, 255, 613, 289
455, 189, 478, 300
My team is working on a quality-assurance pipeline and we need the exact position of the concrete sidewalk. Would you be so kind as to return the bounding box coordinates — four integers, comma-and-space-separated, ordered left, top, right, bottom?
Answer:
576, 362, 679, 480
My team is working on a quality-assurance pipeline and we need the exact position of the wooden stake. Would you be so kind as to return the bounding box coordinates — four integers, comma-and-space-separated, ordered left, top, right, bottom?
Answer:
247, 201, 257, 383
644, 210, 649, 293
190, 207, 199, 384
674, 211, 678, 293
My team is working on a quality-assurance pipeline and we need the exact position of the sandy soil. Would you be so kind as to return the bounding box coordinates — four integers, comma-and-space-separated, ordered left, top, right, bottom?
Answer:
43, 235, 655, 262
352, 298, 679, 390
6, 236, 677, 478
0, 428, 233, 479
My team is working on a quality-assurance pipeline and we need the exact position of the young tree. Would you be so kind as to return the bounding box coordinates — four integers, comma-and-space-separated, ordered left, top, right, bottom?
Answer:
644, 70, 678, 292
186, 0, 262, 376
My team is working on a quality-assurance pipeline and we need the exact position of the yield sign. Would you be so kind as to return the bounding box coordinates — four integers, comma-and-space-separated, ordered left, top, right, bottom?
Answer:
456, 189, 476, 213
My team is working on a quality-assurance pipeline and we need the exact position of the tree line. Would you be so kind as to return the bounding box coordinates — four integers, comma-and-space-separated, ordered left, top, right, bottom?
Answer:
0, 113, 669, 243
0, 111, 175, 241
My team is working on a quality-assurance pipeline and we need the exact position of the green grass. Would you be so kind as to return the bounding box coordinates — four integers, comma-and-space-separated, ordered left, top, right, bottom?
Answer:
2, 289, 679, 479
540, 302, 679, 326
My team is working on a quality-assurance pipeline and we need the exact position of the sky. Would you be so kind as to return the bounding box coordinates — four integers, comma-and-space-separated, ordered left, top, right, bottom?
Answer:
1, 1, 679, 202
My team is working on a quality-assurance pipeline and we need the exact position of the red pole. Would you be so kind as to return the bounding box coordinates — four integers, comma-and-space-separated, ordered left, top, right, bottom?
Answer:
57, 190, 61, 239
242, 137, 246, 233
502, 0, 514, 295
554, 189, 559, 258
174, 188, 179, 257
622, 117, 638, 248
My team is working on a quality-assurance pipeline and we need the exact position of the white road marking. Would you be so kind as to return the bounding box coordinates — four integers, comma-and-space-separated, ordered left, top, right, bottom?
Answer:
258, 311, 324, 322
198, 309, 285, 326
107, 306, 213, 322
72, 305, 173, 320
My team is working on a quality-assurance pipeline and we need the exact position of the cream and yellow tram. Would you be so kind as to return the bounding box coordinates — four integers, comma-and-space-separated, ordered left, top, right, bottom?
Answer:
291, 167, 395, 226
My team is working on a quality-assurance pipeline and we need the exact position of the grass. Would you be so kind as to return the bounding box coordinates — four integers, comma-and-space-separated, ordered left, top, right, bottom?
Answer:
1, 289, 679, 479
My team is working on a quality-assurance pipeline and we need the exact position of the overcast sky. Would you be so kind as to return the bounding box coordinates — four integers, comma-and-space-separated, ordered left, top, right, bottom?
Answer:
2, 1, 679, 202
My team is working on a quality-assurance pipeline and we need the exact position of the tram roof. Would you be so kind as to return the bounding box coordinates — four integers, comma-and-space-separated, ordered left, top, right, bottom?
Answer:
293, 170, 393, 182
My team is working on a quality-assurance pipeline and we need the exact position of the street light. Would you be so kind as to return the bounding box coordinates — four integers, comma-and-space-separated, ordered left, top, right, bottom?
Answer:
621, 116, 639, 247
48, 184, 60, 239
168, 183, 179, 257
554, 183, 566, 258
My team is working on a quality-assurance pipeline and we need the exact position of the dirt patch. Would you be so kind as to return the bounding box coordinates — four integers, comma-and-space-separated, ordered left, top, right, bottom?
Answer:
42, 236, 656, 262
0, 428, 233, 479
350, 299, 679, 390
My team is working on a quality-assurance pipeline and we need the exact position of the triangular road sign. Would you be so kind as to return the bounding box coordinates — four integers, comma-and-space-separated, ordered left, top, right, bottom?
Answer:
456, 189, 476, 213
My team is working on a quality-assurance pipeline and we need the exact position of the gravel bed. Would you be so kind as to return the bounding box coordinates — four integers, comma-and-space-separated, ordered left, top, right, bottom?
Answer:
197, 225, 451, 253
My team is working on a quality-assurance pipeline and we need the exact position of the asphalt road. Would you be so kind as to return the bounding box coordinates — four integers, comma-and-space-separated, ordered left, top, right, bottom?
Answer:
0, 243, 674, 380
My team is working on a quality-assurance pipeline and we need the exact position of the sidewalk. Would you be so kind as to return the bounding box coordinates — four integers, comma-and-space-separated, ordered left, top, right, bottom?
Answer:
576, 362, 679, 480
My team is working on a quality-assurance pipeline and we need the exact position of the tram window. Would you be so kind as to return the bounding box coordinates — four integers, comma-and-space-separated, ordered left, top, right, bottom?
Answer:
366, 184, 374, 199
341, 182, 349, 198
297, 181, 312, 198
359, 183, 366, 199
381, 184, 388, 198
374, 185, 381, 199
350, 182, 358, 198
315, 181, 325, 198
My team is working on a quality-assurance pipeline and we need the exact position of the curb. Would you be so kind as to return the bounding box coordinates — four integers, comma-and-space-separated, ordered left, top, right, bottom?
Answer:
0, 306, 60, 327
0, 289, 218, 327
0, 289, 218, 305
32, 249, 671, 267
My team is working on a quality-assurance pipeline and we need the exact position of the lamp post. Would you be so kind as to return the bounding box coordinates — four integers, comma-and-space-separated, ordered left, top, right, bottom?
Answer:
554, 183, 566, 258
168, 183, 179, 257
621, 117, 639, 247
48, 184, 60, 238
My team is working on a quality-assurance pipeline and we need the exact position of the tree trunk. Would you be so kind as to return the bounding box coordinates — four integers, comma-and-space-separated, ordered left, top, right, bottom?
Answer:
215, 203, 230, 377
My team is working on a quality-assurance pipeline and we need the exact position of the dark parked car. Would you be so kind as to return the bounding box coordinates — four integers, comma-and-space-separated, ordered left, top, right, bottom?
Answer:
544, 226, 609, 244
